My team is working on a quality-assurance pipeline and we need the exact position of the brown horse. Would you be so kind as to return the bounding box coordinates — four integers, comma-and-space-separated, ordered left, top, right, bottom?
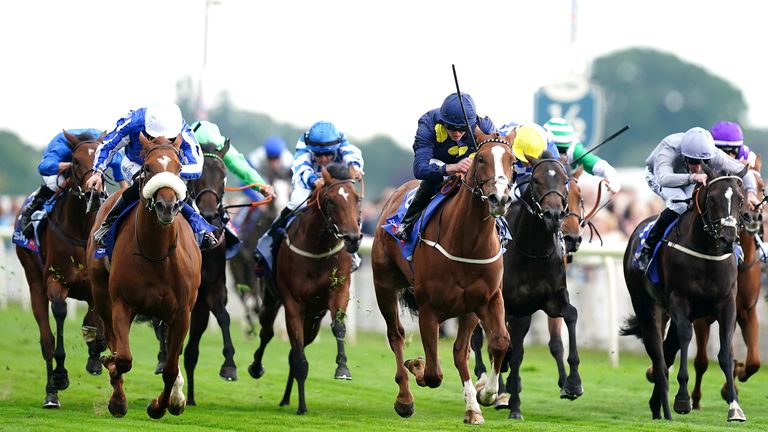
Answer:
371, 133, 513, 425
16, 130, 106, 408
622, 166, 746, 422
690, 159, 764, 409
87, 133, 202, 418
248, 162, 362, 414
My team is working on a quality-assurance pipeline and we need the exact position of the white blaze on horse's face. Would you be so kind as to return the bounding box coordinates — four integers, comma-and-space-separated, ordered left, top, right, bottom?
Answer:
548, 169, 555, 177
338, 186, 349, 202
157, 155, 171, 171
88, 149, 95, 156
491, 146, 510, 197
725, 186, 733, 214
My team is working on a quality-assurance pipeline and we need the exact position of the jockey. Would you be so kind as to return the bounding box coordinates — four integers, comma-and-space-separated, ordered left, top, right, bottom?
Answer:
710, 121, 757, 168
393, 92, 497, 242
248, 135, 293, 185
191, 120, 276, 203
85, 103, 217, 249
635, 127, 760, 272
20, 128, 128, 236
499, 122, 559, 192
543, 117, 621, 193
257, 120, 364, 270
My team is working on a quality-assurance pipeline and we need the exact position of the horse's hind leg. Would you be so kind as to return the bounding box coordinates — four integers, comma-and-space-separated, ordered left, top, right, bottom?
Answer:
717, 298, 746, 422
282, 301, 309, 414
29, 283, 58, 408
669, 299, 694, 415
183, 301, 210, 406
249, 286, 280, 379
736, 301, 760, 382
454, 314, 484, 425
148, 311, 191, 419
152, 318, 168, 374
547, 317, 567, 389
329, 282, 352, 380
105, 300, 134, 417
691, 319, 711, 410
559, 301, 584, 401
49, 295, 70, 392
82, 308, 105, 376
470, 324, 487, 381
506, 315, 532, 420
209, 293, 238, 381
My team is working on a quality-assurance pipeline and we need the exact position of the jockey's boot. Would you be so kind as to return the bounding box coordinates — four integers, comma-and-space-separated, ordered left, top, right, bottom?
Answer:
201, 231, 218, 250
393, 182, 435, 242
269, 207, 293, 255
20, 185, 55, 237
636, 208, 678, 272
94, 185, 139, 247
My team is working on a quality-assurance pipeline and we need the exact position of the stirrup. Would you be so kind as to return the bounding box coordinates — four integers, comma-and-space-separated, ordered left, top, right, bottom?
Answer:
94, 225, 110, 246
393, 225, 411, 242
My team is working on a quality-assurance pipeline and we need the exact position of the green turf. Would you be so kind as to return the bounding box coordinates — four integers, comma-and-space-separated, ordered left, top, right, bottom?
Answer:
0, 302, 765, 431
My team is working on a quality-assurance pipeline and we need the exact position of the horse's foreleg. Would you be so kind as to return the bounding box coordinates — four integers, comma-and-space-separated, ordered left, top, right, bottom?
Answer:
106, 301, 134, 418
560, 303, 583, 401
49, 295, 69, 392
506, 315, 531, 420
547, 317, 567, 389
183, 301, 210, 406
329, 282, 352, 380
283, 301, 308, 414
718, 297, 746, 422
152, 318, 168, 374
668, 299, 693, 415
30, 287, 58, 408
210, 296, 238, 382
691, 319, 711, 410
374, 280, 412, 418
82, 308, 105, 376
149, 311, 191, 419
416, 309, 442, 388
470, 324, 486, 381
454, 314, 484, 424
249, 288, 280, 380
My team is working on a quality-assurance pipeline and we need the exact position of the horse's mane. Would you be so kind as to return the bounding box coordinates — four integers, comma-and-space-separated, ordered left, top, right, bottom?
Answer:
200, 143, 219, 153
76, 132, 98, 142
325, 162, 351, 180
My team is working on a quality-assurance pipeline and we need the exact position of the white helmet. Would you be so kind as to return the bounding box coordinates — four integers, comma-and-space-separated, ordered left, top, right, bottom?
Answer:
680, 127, 716, 160
144, 103, 183, 138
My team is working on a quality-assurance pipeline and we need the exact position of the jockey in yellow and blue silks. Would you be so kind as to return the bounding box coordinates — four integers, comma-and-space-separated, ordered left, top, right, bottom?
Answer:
85, 103, 218, 249
20, 128, 128, 236
393, 92, 497, 242
498, 122, 559, 194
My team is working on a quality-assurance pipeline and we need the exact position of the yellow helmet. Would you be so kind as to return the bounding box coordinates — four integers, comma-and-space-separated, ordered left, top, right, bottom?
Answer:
512, 124, 547, 163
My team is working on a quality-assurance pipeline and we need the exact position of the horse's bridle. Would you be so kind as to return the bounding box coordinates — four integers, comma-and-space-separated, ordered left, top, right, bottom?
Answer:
517, 159, 569, 220
694, 175, 742, 238
310, 179, 359, 239
138, 144, 184, 211
461, 138, 514, 202
190, 152, 227, 225
59, 140, 107, 206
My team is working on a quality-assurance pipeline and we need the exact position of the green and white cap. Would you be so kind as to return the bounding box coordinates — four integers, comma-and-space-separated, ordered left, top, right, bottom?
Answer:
191, 120, 226, 149
543, 117, 575, 146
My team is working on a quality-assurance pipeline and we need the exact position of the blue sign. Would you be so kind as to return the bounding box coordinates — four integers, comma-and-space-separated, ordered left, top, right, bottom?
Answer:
534, 74, 604, 148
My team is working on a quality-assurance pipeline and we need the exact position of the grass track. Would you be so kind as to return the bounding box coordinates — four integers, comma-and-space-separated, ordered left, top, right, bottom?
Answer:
0, 303, 766, 431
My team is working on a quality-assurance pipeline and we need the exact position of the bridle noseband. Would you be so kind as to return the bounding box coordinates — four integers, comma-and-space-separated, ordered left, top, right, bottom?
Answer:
517, 159, 569, 220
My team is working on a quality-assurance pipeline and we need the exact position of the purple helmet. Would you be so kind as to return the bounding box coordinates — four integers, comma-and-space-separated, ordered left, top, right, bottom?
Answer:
710, 121, 744, 147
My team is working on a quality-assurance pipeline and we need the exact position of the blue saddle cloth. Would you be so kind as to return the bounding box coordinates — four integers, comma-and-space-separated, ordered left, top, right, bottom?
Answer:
381, 187, 511, 261
633, 218, 741, 284
12, 192, 58, 253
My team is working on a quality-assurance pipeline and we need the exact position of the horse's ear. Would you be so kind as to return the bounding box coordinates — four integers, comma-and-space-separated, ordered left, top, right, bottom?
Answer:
574, 164, 584, 178
755, 154, 762, 172
171, 134, 183, 150
139, 131, 152, 151
63, 129, 78, 149
701, 161, 715, 179
222, 137, 231, 156
526, 153, 539, 166
98, 130, 107, 142
322, 166, 332, 183
474, 129, 490, 143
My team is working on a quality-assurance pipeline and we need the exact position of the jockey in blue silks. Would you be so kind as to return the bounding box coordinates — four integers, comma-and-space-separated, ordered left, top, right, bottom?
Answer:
85, 103, 217, 249
393, 92, 497, 242
20, 128, 127, 237
255, 120, 364, 271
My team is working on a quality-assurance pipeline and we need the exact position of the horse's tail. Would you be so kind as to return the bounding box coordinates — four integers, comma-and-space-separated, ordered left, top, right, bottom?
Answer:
619, 314, 642, 338
399, 286, 419, 316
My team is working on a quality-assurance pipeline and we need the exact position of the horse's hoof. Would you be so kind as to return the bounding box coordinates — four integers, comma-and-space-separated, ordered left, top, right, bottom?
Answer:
334, 365, 352, 380
508, 410, 523, 420
220, 366, 238, 381
296, 407, 307, 415
463, 409, 485, 425
494, 392, 511, 410
154, 361, 166, 375
476, 389, 497, 407
187, 399, 196, 407
146, 399, 166, 419
394, 400, 414, 418
168, 400, 186, 416
86, 357, 103, 375
673, 396, 692, 415
53, 371, 70, 391
728, 401, 746, 422
42, 393, 60, 409
248, 363, 265, 379
108, 398, 127, 417
404, 357, 426, 386
560, 385, 583, 400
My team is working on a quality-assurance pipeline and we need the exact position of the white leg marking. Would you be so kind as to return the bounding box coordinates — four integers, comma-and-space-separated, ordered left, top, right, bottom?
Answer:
170, 370, 186, 406
463, 379, 481, 414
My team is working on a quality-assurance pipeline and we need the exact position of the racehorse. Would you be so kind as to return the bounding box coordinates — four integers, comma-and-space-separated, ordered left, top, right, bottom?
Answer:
621, 165, 747, 422
690, 158, 764, 409
87, 133, 202, 418
15, 130, 106, 408
247, 162, 362, 414
151, 140, 239, 406
371, 132, 513, 425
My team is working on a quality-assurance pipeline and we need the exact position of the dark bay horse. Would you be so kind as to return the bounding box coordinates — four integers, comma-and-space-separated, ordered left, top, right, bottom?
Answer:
621, 166, 746, 422
16, 130, 106, 408
372, 133, 513, 425
248, 163, 362, 414
690, 160, 764, 409
87, 133, 202, 418
152, 140, 239, 406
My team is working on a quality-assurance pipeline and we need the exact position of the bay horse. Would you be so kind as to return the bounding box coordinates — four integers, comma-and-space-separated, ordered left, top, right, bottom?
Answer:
690, 159, 763, 409
151, 140, 239, 405
621, 165, 746, 422
16, 130, 106, 408
247, 162, 362, 414
87, 133, 202, 418
371, 132, 513, 425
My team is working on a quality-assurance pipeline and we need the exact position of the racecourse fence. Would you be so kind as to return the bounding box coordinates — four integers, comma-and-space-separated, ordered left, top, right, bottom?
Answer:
2, 229, 767, 367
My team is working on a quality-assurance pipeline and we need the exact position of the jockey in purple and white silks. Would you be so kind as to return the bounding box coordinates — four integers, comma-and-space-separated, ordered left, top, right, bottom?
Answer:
711, 121, 757, 168
85, 103, 217, 249
19, 128, 127, 236
635, 127, 760, 272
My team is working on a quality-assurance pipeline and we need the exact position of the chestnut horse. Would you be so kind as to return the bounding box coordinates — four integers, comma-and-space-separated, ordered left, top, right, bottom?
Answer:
372, 133, 513, 425
248, 163, 362, 414
690, 159, 764, 409
622, 166, 746, 422
16, 131, 106, 408
87, 133, 202, 418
